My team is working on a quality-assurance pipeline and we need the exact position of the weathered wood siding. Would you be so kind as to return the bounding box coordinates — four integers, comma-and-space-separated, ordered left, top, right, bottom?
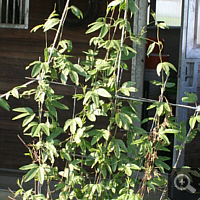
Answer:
184, 65, 200, 167
0, 0, 132, 170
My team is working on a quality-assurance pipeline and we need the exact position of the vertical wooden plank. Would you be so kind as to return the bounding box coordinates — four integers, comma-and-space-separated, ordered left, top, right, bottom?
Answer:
6, 0, 9, 23
12, 0, 16, 24
19, 0, 22, 24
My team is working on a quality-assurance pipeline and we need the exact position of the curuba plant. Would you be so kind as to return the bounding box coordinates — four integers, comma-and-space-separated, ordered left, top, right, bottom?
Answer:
1, 0, 199, 200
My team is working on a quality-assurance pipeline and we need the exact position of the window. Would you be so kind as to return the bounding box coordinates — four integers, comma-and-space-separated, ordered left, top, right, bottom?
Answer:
0, 0, 29, 29
195, 0, 200, 44
155, 0, 182, 26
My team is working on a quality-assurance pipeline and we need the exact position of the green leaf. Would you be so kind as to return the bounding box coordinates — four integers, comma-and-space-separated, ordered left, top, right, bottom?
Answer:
13, 107, 33, 113
70, 5, 83, 19
30, 24, 44, 32
43, 18, 60, 32
86, 113, 96, 121
32, 124, 41, 137
108, 0, 124, 7
75, 117, 83, 128
0, 98, 10, 111
83, 91, 93, 105
147, 42, 155, 57
46, 127, 63, 141
159, 133, 170, 145
157, 103, 164, 116
189, 116, 197, 129
24, 121, 38, 133
128, 0, 136, 14
116, 139, 127, 152
147, 182, 156, 192
158, 22, 169, 29
38, 166, 45, 185
114, 140, 120, 158
72, 64, 87, 77
100, 24, 109, 38
156, 63, 163, 76
120, 81, 137, 96
22, 114, 36, 127
31, 62, 42, 77
102, 165, 107, 178
61, 68, 69, 84
86, 22, 104, 34
24, 168, 38, 182
124, 165, 132, 176
70, 119, 77, 134
127, 163, 141, 170
12, 88, 19, 98
182, 92, 198, 103
115, 112, 132, 130
69, 71, 79, 85
12, 112, 30, 120
155, 159, 170, 171
90, 133, 104, 145
164, 129, 180, 134
19, 163, 38, 170
51, 100, 69, 110
64, 119, 72, 131
166, 82, 176, 88
40, 123, 50, 136
95, 88, 112, 98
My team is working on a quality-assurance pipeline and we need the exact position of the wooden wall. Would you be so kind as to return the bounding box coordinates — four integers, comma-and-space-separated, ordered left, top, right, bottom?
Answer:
0, 0, 132, 170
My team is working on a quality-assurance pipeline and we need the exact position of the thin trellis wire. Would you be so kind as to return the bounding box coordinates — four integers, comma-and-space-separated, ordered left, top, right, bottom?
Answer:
46, 0, 70, 65
67, 58, 79, 185
25, 77, 198, 111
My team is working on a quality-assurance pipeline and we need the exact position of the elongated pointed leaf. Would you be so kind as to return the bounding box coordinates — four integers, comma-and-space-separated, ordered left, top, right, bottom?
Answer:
38, 166, 45, 185
108, 0, 124, 7
86, 22, 104, 34
100, 24, 109, 38
51, 100, 69, 110
95, 88, 112, 98
64, 119, 72, 131
24, 168, 38, 182
43, 18, 60, 32
13, 107, 33, 113
147, 42, 155, 57
22, 114, 36, 127
12, 112, 30, 121
70, 5, 83, 19
189, 116, 197, 129
31, 63, 42, 77
41, 123, 50, 136
19, 163, 38, 170
12, 88, 19, 98
69, 71, 79, 85
0, 98, 10, 111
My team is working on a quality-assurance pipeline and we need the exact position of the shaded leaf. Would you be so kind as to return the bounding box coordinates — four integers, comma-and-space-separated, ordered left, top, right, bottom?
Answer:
0, 98, 10, 111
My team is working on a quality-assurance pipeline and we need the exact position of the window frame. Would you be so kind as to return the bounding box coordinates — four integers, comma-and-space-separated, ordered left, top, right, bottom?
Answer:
0, 0, 29, 29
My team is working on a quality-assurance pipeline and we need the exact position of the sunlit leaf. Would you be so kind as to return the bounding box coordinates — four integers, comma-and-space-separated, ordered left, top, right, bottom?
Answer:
95, 88, 112, 98
147, 42, 155, 57
86, 22, 104, 34
108, 0, 124, 7
38, 166, 45, 185
24, 168, 38, 182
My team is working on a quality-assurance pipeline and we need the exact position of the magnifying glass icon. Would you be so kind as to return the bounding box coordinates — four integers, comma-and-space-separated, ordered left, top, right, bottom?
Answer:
174, 174, 196, 193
